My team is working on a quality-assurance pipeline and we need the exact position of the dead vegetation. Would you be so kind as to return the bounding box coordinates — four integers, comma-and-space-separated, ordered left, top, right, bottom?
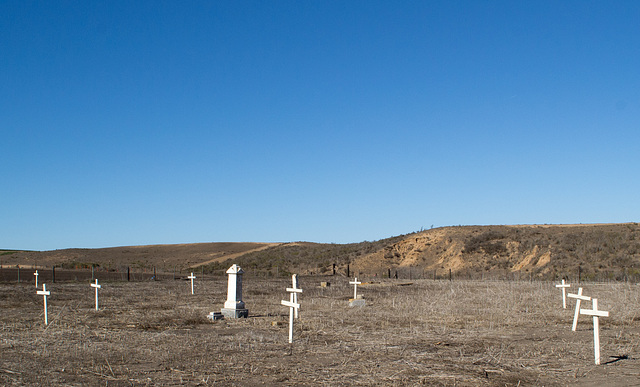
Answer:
2, 276, 639, 386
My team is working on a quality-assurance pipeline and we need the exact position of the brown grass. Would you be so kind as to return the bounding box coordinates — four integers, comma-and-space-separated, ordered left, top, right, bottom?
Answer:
1, 277, 639, 386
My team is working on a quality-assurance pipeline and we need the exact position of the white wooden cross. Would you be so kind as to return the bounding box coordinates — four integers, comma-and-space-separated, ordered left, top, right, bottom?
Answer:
281, 286, 302, 343
580, 298, 610, 365
188, 272, 196, 295
91, 279, 102, 310
555, 279, 571, 309
34, 270, 39, 288
349, 277, 362, 299
567, 287, 591, 331
291, 274, 301, 318
36, 284, 51, 325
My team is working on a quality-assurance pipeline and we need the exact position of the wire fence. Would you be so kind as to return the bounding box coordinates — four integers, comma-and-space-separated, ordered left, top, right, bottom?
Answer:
2, 265, 638, 284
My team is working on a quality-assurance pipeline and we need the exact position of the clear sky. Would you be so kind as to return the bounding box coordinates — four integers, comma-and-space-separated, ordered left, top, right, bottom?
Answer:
2, 1, 639, 251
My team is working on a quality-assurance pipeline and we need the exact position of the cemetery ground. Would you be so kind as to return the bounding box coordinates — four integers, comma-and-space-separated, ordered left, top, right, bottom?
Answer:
1, 277, 639, 386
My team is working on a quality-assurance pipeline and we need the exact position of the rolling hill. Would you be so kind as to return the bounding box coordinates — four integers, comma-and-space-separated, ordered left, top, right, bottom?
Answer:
2, 223, 640, 281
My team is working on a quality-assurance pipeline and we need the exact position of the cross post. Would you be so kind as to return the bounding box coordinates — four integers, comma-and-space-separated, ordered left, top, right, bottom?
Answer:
567, 287, 590, 331
555, 279, 570, 309
282, 285, 302, 343
580, 298, 610, 365
290, 274, 301, 318
91, 279, 102, 310
188, 272, 196, 295
34, 270, 39, 288
36, 284, 51, 325
349, 277, 362, 299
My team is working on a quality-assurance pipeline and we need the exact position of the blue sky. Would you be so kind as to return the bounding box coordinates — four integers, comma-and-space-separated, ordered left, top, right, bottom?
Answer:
2, 1, 639, 250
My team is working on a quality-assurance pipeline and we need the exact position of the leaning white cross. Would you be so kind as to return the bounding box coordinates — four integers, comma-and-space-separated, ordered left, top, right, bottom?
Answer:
555, 279, 571, 309
580, 298, 610, 365
567, 287, 591, 331
291, 274, 301, 318
36, 284, 51, 325
91, 279, 102, 310
34, 270, 39, 288
281, 285, 302, 343
349, 277, 362, 299
188, 272, 196, 295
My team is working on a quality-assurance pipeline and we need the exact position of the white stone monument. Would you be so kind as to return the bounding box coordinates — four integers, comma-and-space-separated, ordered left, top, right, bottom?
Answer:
555, 279, 570, 309
567, 287, 591, 331
221, 264, 248, 318
91, 279, 102, 310
34, 270, 39, 288
580, 298, 609, 365
188, 272, 196, 295
349, 277, 365, 307
281, 285, 302, 343
37, 283, 51, 325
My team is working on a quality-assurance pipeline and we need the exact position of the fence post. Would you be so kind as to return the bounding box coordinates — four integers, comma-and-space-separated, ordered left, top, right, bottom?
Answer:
127, 267, 130, 282
52, 266, 55, 283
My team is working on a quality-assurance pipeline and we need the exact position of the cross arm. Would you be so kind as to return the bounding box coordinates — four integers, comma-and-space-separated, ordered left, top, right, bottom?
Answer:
281, 300, 300, 309
580, 309, 609, 317
567, 293, 590, 301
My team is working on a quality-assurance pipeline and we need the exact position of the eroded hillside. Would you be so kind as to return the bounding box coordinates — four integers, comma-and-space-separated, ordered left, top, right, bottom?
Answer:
349, 223, 640, 280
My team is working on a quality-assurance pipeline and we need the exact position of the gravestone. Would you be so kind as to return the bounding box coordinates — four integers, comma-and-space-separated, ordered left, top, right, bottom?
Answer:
188, 272, 196, 295
281, 285, 302, 343
349, 277, 365, 307
221, 264, 248, 318
555, 279, 570, 309
580, 298, 610, 365
37, 284, 51, 325
91, 279, 102, 310
567, 287, 591, 331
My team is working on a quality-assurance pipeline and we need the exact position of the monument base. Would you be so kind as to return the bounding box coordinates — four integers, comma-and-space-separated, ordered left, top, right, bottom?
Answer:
348, 298, 366, 307
221, 308, 249, 318
207, 312, 224, 321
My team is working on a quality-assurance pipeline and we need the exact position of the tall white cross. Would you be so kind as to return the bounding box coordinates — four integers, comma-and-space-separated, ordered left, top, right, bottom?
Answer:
349, 277, 362, 299
580, 298, 610, 365
36, 284, 51, 325
91, 279, 102, 310
291, 274, 301, 318
555, 279, 571, 309
567, 287, 591, 331
34, 270, 39, 288
281, 286, 302, 343
188, 272, 196, 295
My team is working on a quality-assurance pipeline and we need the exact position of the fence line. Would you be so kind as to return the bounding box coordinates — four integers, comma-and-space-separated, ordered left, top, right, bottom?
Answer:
1, 265, 638, 284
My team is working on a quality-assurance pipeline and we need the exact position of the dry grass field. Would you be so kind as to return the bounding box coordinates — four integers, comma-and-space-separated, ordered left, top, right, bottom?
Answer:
1, 276, 639, 386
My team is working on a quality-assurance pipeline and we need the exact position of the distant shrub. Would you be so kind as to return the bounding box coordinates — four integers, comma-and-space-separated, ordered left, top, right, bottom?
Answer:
463, 231, 506, 255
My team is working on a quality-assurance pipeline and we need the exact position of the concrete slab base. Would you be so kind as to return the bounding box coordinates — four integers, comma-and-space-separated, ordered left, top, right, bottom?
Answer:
221, 308, 249, 318
348, 298, 366, 307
